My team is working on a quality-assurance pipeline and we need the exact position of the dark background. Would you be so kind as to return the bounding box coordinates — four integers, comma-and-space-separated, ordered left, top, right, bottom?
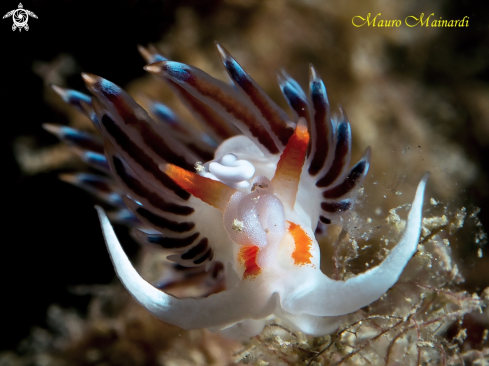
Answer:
1, 0, 220, 351
1, 0, 489, 354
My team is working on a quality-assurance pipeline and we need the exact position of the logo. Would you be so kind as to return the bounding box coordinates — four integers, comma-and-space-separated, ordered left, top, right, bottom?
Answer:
3, 3, 37, 31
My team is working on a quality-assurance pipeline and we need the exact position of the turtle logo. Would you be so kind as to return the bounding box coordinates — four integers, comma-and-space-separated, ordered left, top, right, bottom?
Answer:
3, 3, 38, 31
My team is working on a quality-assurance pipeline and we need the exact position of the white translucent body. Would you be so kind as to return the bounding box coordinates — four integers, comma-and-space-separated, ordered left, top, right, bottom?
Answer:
97, 134, 429, 338
223, 177, 286, 270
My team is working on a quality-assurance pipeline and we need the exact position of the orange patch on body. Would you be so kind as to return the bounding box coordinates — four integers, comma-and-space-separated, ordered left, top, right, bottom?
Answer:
238, 245, 261, 279
288, 221, 313, 266
162, 164, 236, 211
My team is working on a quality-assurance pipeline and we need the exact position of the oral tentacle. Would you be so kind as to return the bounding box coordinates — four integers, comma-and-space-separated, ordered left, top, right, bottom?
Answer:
97, 206, 278, 330
282, 173, 429, 317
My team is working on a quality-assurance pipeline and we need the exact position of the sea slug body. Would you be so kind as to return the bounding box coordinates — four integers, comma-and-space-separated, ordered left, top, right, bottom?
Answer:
47, 43, 429, 338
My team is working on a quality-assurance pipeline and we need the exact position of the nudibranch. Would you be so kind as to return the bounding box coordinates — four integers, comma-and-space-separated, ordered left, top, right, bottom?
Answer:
46, 44, 429, 337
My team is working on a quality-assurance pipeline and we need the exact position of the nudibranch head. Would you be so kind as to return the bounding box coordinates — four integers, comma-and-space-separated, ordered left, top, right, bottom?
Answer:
47, 43, 429, 338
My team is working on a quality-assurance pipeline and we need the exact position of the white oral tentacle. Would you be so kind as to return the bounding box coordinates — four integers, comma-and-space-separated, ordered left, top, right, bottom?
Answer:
280, 173, 430, 317
208, 153, 255, 188
96, 206, 278, 330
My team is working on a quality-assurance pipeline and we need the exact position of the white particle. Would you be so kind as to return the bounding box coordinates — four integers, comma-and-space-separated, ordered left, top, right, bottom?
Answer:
194, 161, 205, 173
232, 219, 245, 232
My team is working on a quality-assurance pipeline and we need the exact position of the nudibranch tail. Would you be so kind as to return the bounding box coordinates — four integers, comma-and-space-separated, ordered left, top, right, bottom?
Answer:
282, 173, 429, 317
161, 163, 236, 211
96, 206, 278, 330
272, 119, 310, 209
